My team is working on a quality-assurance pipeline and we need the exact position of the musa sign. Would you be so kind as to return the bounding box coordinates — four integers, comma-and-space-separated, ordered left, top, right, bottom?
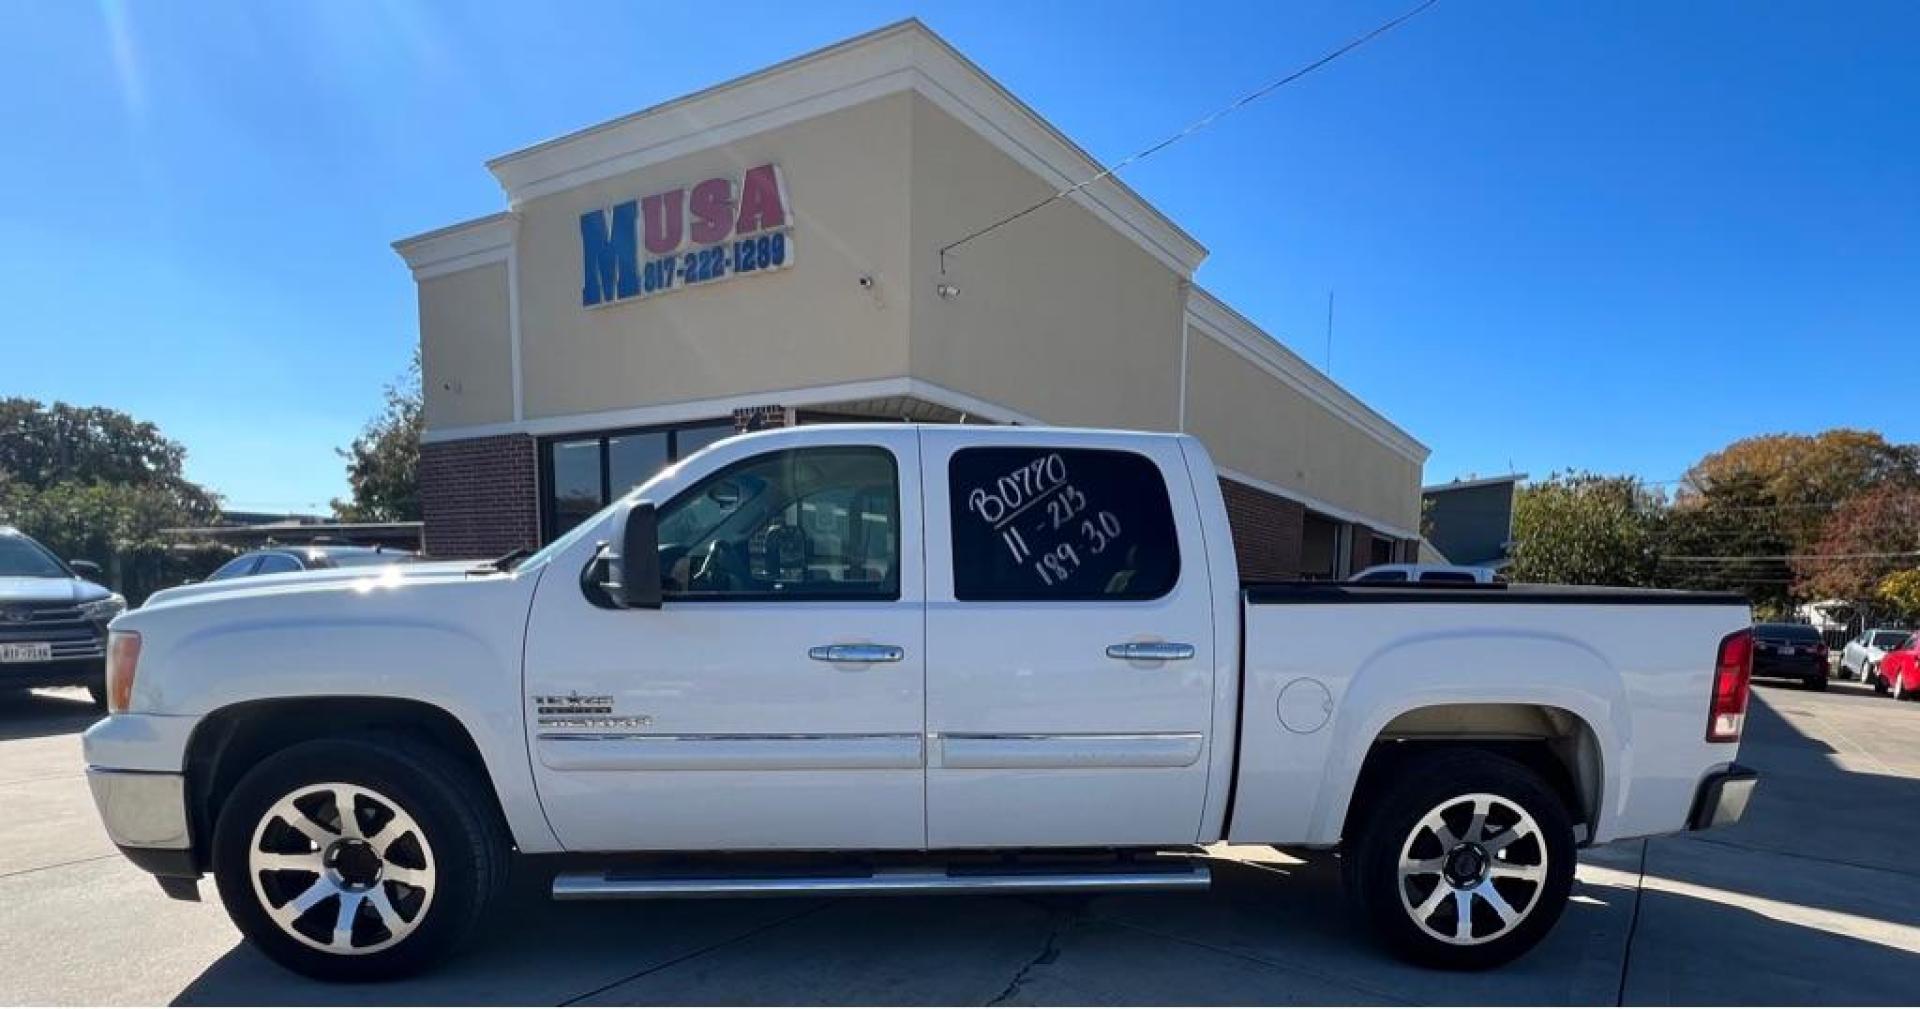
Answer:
580, 163, 793, 308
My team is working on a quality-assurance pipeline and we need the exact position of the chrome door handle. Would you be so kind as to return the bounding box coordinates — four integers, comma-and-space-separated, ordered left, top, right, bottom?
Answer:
1106, 642, 1196, 662
808, 644, 905, 663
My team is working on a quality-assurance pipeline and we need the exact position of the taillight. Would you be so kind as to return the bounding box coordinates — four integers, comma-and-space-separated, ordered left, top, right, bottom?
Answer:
105, 630, 141, 713
1708, 629, 1752, 743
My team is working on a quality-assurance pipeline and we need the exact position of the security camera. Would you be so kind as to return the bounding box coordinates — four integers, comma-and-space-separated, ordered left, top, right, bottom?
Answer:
857, 274, 876, 290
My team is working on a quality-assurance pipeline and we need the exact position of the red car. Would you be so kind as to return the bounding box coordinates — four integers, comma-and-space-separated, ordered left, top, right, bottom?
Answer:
1876, 633, 1920, 699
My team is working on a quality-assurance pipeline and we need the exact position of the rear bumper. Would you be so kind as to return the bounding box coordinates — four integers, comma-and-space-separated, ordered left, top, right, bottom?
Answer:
1752, 658, 1825, 680
1688, 763, 1759, 830
0, 656, 104, 689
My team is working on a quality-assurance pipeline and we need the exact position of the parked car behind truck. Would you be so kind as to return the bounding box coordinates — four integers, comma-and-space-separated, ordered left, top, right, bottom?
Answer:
84, 425, 1758, 979
1750, 622, 1830, 690
1, 525, 124, 706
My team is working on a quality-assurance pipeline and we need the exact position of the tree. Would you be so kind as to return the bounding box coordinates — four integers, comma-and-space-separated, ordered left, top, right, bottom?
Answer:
0, 398, 224, 601
1662, 430, 1920, 612
1676, 430, 1920, 552
0, 398, 217, 512
1508, 472, 1665, 586
1794, 487, 1920, 602
1877, 569, 1920, 621
333, 353, 423, 522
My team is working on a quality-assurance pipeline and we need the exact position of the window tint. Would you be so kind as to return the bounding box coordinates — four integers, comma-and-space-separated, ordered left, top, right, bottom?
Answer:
1755, 623, 1821, 642
206, 555, 260, 581
656, 447, 899, 600
1419, 570, 1481, 583
1356, 570, 1408, 582
1871, 631, 1909, 649
252, 553, 303, 575
948, 447, 1179, 601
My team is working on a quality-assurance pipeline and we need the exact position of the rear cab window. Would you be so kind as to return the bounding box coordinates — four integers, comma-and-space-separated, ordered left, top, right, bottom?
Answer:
1419, 570, 1480, 584
946, 446, 1179, 601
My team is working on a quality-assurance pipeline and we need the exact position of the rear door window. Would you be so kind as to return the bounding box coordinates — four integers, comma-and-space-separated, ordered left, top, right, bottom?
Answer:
947, 447, 1179, 601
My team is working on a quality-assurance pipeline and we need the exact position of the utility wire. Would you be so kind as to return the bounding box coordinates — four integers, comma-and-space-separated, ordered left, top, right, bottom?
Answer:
936, 0, 1443, 271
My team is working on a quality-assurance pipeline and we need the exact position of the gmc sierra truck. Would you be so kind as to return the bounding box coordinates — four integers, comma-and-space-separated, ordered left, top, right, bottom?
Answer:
83, 425, 1758, 980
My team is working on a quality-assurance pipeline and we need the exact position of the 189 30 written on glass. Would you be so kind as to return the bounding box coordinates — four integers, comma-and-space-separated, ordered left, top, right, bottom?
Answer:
947, 447, 1180, 601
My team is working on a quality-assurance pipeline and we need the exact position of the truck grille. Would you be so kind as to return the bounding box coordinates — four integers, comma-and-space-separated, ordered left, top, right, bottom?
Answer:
0, 603, 104, 659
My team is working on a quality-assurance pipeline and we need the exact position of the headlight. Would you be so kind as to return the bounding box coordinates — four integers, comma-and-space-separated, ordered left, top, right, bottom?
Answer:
79, 594, 127, 624
106, 630, 142, 713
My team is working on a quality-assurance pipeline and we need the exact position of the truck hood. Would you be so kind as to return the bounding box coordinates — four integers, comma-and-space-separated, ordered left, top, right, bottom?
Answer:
142, 560, 487, 608
0, 575, 112, 605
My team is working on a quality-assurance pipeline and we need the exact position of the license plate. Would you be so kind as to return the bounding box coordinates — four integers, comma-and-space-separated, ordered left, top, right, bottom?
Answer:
0, 642, 52, 663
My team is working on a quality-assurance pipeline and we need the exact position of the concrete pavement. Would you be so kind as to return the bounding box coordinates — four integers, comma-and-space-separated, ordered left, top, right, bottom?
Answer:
3, 680, 1918, 1005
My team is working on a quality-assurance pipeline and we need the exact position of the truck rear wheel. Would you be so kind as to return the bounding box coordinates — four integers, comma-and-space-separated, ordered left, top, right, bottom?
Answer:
1343, 750, 1575, 970
210, 734, 508, 980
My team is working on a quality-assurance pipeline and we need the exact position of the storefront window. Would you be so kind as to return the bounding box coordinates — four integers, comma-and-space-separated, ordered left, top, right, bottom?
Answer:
550, 439, 604, 539
540, 421, 742, 541
608, 432, 670, 497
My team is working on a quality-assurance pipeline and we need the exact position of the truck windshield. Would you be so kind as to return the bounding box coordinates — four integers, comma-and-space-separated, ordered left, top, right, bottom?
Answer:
0, 535, 69, 578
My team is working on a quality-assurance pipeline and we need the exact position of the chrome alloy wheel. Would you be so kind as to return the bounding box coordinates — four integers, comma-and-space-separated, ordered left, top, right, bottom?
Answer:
247, 782, 436, 956
1396, 793, 1548, 946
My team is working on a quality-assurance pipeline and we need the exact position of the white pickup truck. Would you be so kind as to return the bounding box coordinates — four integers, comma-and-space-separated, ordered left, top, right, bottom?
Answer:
84, 425, 1758, 979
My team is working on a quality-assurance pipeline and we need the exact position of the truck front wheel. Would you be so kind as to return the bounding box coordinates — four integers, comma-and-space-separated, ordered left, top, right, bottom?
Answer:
209, 734, 508, 980
1343, 751, 1575, 970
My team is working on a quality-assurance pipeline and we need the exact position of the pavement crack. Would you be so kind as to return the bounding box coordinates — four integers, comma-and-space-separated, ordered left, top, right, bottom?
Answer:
1676, 834, 1917, 880
1096, 916, 1414, 1006
1614, 838, 1648, 1006
986, 901, 1076, 1006
559, 899, 838, 1006
0, 853, 118, 881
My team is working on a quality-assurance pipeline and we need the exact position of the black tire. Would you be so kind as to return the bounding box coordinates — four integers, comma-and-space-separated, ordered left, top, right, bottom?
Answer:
1872, 673, 1889, 695
210, 734, 509, 981
1805, 674, 1828, 692
1343, 750, 1576, 970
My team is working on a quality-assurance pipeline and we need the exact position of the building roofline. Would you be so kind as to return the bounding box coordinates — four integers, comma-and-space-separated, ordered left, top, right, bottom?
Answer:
477, 19, 1207, 276
1184, 287, 1429, 466
391, 212, 519, 279
1422, 473, 1527, 494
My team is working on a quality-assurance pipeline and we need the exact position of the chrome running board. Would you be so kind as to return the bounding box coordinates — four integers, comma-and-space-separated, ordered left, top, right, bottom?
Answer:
551, 861, 1210, 900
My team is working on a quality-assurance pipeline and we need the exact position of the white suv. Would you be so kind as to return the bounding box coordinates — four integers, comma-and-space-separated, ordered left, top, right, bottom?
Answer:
1351, 563, 1503, 585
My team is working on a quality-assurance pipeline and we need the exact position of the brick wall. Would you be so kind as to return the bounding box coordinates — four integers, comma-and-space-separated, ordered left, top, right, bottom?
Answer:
1219, 478, 1305, 582
1349, 523, 1375, 575
419, 434, 539, 558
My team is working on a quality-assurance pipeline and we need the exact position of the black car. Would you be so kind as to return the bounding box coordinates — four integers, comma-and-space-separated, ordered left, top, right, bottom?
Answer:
1750, 622, 1829, 691
203, 544, 417, 581
0, 526, 124, 707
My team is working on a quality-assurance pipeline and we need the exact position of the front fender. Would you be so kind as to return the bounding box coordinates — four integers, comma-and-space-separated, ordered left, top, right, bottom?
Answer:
121, 573, 559, 853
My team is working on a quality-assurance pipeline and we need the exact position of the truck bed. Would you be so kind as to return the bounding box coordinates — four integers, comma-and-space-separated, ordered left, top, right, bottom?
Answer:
1226, 580, 1750, 848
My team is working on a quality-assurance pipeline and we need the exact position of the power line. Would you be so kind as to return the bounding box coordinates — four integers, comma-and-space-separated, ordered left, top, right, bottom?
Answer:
1660, 550, 1920, 563
936, 0, 1443, 271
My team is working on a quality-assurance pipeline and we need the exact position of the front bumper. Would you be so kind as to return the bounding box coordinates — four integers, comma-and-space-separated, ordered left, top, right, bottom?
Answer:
86, 768, 201, 898
0, 655, 105, 690
1687, 763, 1759, 830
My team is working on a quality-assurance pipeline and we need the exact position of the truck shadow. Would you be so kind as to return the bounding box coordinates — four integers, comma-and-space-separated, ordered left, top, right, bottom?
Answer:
0, 688, 100, 742
171, 689, 1920, 1006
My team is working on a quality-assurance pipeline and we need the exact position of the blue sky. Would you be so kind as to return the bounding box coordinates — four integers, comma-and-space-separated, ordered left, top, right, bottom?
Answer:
3, 1, 1915, 512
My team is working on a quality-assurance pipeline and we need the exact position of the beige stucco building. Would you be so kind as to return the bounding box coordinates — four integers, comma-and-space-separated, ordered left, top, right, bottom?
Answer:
395, 20, 1428, 578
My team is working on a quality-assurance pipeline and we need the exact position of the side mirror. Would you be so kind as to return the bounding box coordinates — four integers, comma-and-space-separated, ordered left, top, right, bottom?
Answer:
606, 500, 663, 609
70, 559, 103, 582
